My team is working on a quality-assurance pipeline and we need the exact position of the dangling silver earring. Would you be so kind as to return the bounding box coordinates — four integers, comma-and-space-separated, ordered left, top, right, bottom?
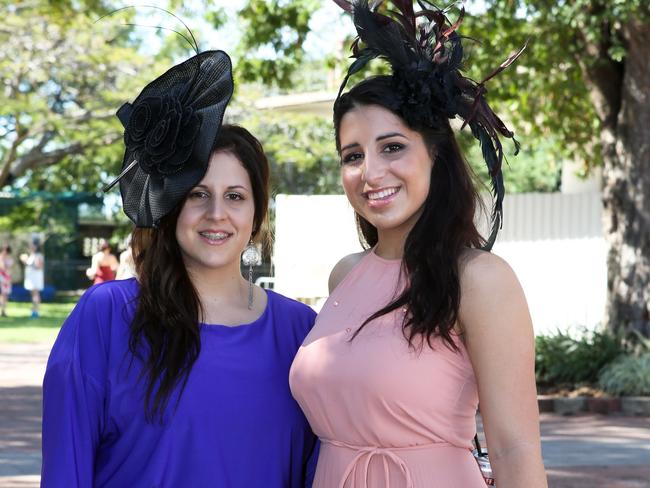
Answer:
241, 240, 262, 310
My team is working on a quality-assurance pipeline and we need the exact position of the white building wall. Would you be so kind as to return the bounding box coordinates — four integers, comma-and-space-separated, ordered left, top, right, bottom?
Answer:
273, 191, 606, 335
273, 195, 361, 300
492, 192, 606, 335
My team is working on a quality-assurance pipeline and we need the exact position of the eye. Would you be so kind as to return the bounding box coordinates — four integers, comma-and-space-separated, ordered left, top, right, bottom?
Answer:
225, 192, 244, 201
188, 190, 209, 199
383, 142, 404, 154
341, 152, 363, 165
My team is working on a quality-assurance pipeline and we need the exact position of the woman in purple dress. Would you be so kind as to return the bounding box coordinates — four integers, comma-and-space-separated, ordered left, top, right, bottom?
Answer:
41, 48, 317, 487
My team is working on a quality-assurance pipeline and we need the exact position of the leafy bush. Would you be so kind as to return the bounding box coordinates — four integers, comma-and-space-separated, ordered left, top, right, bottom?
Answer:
599, 354, 650, 396
535, 328, 625, 388
628, 331, 650, 356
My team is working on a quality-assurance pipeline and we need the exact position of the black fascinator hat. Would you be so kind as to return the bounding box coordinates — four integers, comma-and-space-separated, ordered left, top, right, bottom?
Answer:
104, 34, 233, 227
333, 0, 526, 250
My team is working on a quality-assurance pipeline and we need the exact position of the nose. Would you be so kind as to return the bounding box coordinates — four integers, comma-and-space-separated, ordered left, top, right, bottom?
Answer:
361, 151, 387, 186
205, 195, 227, 221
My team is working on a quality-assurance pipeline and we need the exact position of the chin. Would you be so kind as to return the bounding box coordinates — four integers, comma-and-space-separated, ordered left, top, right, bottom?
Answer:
363, 213, 408, 229
371, 214, 424, 237
183, 251, 238, 272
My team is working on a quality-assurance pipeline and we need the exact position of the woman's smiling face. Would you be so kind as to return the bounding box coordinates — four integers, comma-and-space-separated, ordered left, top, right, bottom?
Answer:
175, 150, 255, 274
338, 104, 434, 239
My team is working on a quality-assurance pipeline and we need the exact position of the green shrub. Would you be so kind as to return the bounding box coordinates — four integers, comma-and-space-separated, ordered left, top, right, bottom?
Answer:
535, 328, 625, 388
599, 353, 650, 396
629, 331, 650, 355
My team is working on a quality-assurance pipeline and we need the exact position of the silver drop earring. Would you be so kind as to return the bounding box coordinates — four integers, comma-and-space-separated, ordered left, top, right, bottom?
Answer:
241, 240, 262, 309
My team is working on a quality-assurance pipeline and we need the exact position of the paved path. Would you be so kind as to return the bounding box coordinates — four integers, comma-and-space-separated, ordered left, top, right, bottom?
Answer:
0, 344, 49, 488
535, 414, 649, 487
1, 343, 649, 487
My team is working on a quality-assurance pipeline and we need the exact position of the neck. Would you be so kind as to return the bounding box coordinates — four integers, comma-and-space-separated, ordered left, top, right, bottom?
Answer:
375, 226, 410, 260
185, 260, 249, 315
188, 261, 246, 301
373, 205, 425, 260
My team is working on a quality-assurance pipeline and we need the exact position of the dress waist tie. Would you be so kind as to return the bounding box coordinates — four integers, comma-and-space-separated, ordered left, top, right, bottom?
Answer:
321, 438, 454, 488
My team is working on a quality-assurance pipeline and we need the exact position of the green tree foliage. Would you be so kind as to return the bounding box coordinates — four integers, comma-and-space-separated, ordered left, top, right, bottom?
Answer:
236, 0, 321, 88
240, 110, 340, 195
0, 1, 190, 252
460, 132, 560, 193
0, 3, 175, 192
458, 1, 644, 168
0, 197, 75, 238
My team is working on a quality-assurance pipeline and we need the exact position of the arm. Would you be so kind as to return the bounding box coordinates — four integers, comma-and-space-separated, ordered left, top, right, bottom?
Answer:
41, 289, 108, 487
110, 254, 120, 272
86, 253, 100, 280
459, 251, 547, 488
116, 249, 135, 280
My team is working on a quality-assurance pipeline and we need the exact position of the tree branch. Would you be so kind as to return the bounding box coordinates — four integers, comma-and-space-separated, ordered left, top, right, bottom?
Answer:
0, 119, 30, 186
573, 9, 624, 131
1, 132, 121, 187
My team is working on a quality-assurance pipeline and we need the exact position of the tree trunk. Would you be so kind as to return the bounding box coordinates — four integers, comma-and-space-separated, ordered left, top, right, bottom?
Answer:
600, 21, 650, 337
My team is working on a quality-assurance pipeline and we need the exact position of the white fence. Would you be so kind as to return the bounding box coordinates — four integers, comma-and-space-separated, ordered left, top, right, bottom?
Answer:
273, 191, 606, 335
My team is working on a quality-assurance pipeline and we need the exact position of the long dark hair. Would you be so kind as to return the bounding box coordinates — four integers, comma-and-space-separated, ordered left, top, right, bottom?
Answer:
333, 76, 486, 351
130, 124, 270, 421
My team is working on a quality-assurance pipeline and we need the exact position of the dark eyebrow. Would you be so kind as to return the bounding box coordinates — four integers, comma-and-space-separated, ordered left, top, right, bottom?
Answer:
376, 132, 406, 141
191, 184, 249, 191
340, 132, 407, 153
340, 142, 360, 153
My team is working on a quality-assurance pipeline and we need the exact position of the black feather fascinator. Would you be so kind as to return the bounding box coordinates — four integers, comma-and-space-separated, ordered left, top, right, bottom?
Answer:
101, 8, 234, 228
333, 0, 526, 250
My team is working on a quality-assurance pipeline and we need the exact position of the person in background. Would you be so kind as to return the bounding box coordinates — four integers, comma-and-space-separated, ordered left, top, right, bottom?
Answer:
86, 239, 119, 284
0, 245, 13, 317
115, 237, 135, 280
20, 240, 44, 319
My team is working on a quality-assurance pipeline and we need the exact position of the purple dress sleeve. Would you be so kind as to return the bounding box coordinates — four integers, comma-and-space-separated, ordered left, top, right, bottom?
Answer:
41, 285, 109, 487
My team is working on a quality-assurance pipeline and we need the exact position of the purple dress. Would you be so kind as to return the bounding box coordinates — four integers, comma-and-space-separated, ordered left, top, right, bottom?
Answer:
41, 278, 318, 487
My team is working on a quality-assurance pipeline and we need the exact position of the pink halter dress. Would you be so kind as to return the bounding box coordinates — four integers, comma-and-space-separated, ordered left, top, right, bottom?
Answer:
290, 249, 486, 487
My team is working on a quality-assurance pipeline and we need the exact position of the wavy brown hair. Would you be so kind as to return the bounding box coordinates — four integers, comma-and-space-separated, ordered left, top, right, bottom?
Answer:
334, 76, 486, 351
129, 125, 270, 421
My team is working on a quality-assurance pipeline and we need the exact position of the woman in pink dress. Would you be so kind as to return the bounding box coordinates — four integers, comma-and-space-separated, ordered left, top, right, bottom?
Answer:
290, 2, 547, 487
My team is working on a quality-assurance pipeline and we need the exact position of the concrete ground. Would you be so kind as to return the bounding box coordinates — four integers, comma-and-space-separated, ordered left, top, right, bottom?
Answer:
1, 343, 649, 488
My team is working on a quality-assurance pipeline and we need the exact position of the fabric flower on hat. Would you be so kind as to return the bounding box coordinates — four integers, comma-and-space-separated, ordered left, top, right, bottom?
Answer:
125, 88, 202, 178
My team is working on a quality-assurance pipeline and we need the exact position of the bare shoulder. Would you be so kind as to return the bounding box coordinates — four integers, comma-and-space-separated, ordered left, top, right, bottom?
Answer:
458, 248, 527, 333
328, 251, 368, 294
459, 248, 518, 292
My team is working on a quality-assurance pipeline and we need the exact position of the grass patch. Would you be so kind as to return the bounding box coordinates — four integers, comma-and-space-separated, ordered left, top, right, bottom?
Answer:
0, 301, 76, 343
